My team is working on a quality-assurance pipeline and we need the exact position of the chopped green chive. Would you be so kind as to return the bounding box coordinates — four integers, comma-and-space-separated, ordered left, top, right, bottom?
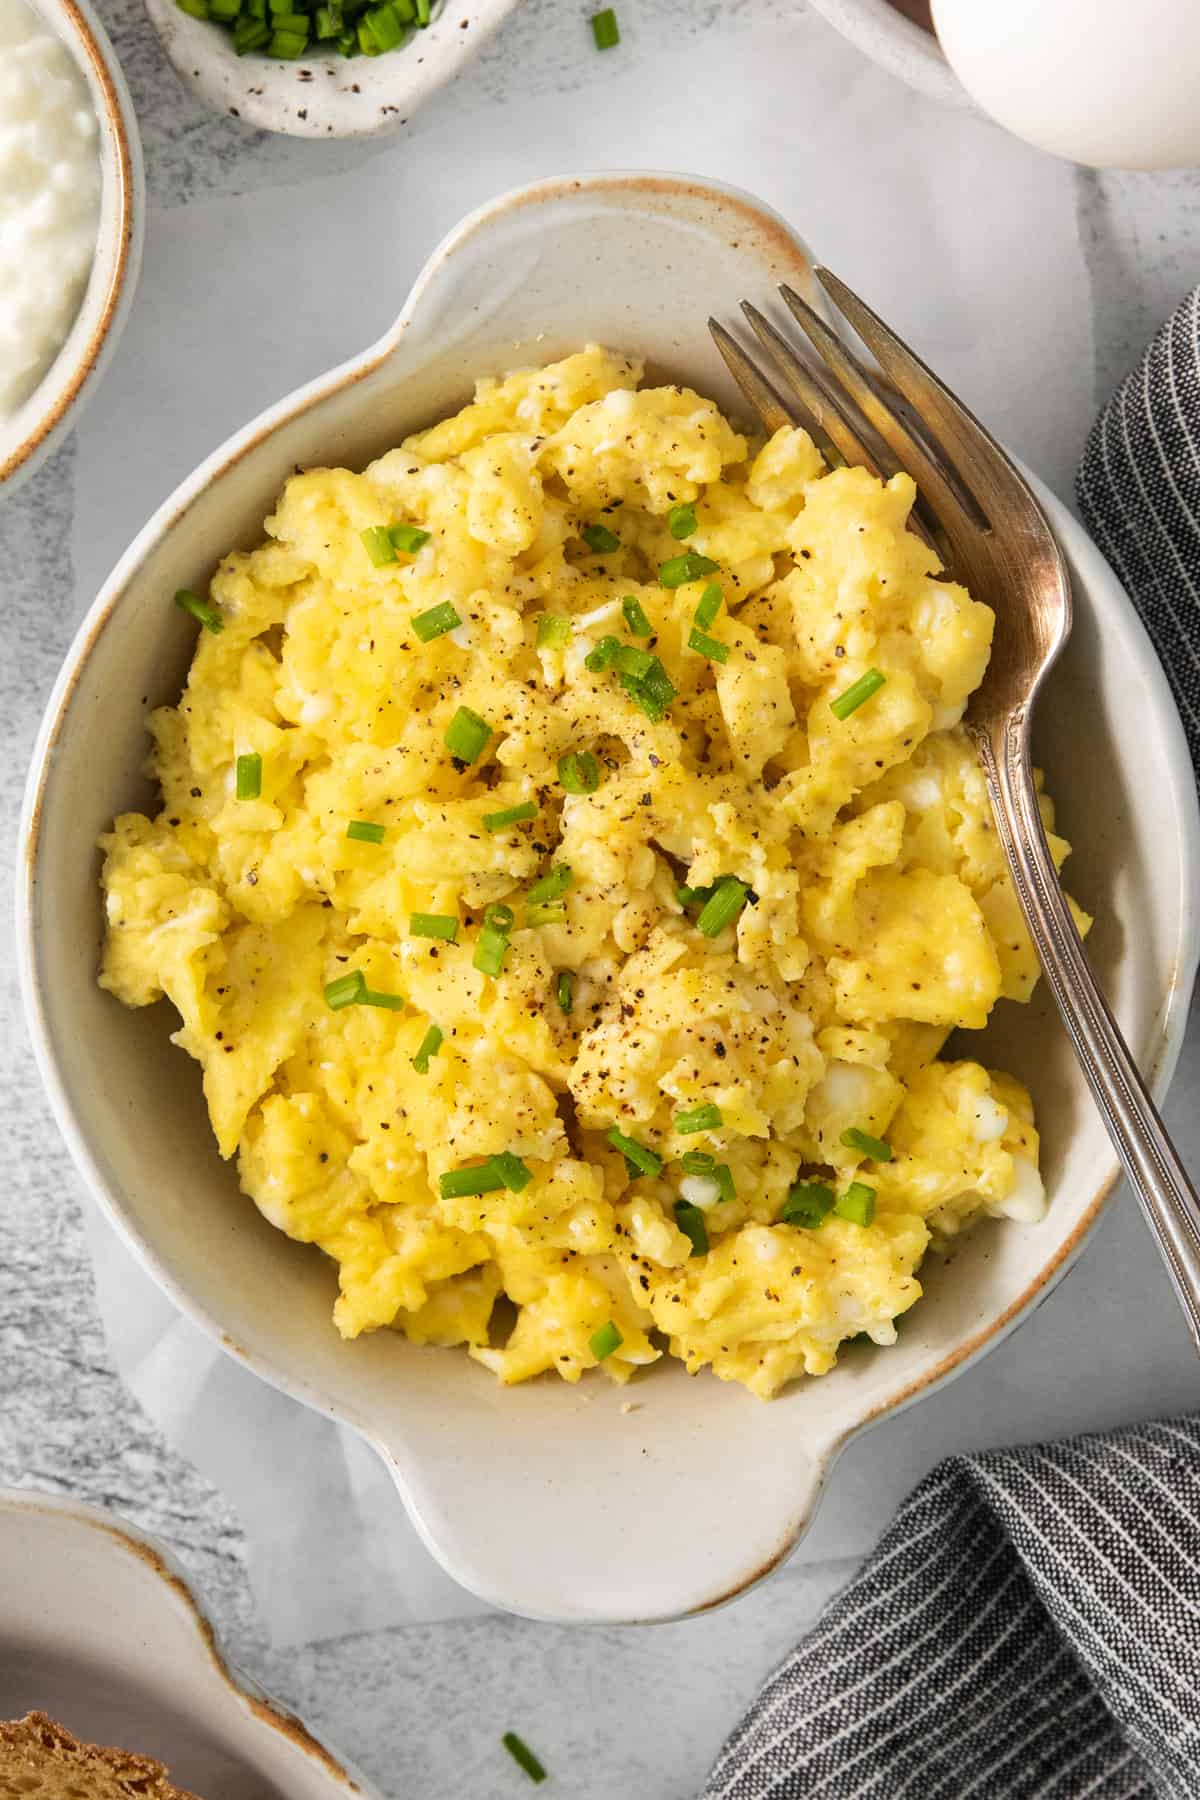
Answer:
696, 876, 749, 937
439, 1159, 506, 1199
484, 801, 538, 832
527, 864, 572, 907
439, 1154, 529, 1199
841, 1127, 893, 1162
675, 1102, 722, 1135
412, 1023, 443, 1073
713, 1163, 737, 1204
612, 644, 656, 680
836, 1181, 877, 1226
412, 601, 461, 642
415, 0, 429, 19
606, 1127, 662, 1178
389, 522, 430, 554
410, 912, 459, 942
492, 1151, 533, 1191
235, 753, 262, 800
325, 971, 366, 1010
556, 970, 574, 1013
558, 750, 602, 795
189, 0, 392, 45
674, 1199, 709, 1256
360, 986, 405, 1011
444, 706, 492, 765
582, 521, 621, 554
781, 1180, 835, 1228
621, 595, 653, 637
346, 819, 385, 845
589, 5, 618, 48
232, 17, 269, 47
361, 525, 396, 567
830, 668, 886, 720
501, 1733, 547, 1785
473, 903, 514, 978
584, 635, 620, 673
175, 589, 223, 633
526, 903, 566, 928
536, 614, 572, 648
363, 1, 403, 49
694, 583, 722, 629
668, 501, 697, 540
659, 551, 719, 588
688, 628, 729, 665
590, 1319, 623, 1359
474, 936, 507, 979
620, 656, 675, 722
676, 883, 715, 909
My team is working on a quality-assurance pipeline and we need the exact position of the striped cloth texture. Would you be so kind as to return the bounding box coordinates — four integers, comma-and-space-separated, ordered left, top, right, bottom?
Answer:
704, 289, 1200, 1800
1078, 284, 1200, 773
705, 1419, 1200, 1800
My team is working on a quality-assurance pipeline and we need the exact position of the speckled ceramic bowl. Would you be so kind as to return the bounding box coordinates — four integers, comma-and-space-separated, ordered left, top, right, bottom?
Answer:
19, 172, 1200, 1624
0, 1489, 378, 1798
144, 0, 519, 139
0, 0, 143, 497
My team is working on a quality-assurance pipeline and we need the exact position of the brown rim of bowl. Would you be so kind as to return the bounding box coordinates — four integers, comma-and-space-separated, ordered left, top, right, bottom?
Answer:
0, 0, 136, 488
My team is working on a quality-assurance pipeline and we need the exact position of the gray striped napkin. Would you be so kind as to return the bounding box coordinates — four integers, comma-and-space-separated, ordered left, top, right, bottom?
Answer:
703, 289, 1200, 1799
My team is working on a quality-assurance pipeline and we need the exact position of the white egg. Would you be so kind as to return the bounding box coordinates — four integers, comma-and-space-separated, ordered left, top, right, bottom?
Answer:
932, 0, 1200, 170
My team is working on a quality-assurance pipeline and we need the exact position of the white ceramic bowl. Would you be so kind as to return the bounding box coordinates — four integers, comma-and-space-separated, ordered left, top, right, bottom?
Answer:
0, 0, 143, 497
145, 0, 518, 139
806, 0, 964, 105
19, 172, 1200, 1624
0, 1488, 378, 1797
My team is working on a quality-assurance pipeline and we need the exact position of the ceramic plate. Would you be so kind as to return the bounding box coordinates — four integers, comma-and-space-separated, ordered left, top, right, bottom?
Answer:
0, 1489, 378, 1797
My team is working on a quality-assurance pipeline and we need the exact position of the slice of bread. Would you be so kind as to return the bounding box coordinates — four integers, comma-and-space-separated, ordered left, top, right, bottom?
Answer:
0, 1712, 202, 1799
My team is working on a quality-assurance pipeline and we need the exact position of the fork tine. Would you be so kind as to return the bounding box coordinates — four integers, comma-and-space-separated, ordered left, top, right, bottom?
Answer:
740, 302, 941, 553
779, 283, 990, 535
811, 269, 1005, 529
708, 318, 800, 437
741, 302, 895, 488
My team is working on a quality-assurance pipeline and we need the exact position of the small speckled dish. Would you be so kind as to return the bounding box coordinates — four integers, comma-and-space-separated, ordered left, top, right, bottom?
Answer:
0, 1488, 379, 1798
0, 0, 143, 498
19, 173, 1200, 1625
144, 0, 519, 138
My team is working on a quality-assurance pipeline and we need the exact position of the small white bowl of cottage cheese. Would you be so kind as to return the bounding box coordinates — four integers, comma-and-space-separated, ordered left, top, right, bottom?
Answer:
0, 0, 142, 496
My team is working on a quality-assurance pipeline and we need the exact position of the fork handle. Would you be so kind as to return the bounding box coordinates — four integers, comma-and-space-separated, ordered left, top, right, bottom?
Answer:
970, 708, 1200, 1354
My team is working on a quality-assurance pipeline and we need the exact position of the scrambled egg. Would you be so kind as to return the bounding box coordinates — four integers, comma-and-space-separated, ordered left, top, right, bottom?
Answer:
98, 348, 1087, 1399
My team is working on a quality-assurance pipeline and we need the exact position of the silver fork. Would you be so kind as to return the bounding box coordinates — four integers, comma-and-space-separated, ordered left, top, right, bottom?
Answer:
711, 275, 1200, 1354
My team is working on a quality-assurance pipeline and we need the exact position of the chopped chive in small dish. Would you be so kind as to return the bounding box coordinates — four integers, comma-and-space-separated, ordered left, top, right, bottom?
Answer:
176, 0, 438, 58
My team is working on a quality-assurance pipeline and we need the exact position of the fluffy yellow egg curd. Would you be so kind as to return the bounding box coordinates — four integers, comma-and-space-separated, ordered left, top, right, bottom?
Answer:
98, 347, 1087, 1399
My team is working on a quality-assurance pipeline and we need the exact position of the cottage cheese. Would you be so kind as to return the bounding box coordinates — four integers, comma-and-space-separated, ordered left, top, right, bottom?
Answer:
0, 0, 100, 422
